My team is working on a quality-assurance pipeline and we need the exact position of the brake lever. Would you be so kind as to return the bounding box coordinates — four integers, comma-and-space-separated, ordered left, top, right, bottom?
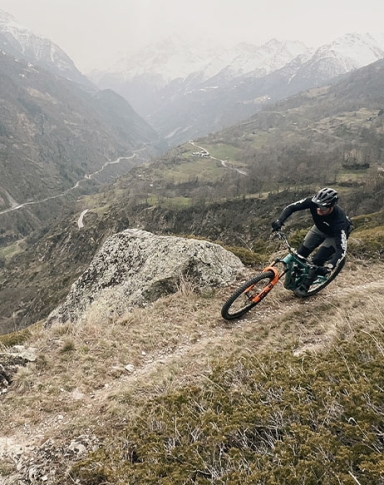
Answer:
270, 230, 284, 240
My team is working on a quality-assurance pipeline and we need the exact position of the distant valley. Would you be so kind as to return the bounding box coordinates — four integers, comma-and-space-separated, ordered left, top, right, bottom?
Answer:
0, 20, 166, 243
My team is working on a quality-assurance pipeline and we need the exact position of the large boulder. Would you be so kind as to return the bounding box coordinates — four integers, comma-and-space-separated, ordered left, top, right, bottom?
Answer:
46, 229, 243, 325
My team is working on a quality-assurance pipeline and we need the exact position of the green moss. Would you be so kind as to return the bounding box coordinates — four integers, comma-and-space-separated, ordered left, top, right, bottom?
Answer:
0, 327, 32, 346
225, 246, 265, 265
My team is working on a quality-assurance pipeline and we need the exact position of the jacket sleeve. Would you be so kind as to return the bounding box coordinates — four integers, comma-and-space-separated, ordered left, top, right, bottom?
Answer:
329, 224, 348, 267
278, 198, 312, 225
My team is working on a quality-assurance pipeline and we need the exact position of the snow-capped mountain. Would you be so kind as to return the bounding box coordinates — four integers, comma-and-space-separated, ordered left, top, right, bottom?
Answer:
314, 33, 384, 71
231, 39, 310, 78
89, 37, 311, 128
93, 36, 227, 85
290, 32, 384, 87
3, 5, 384, 147
97, 31, 384, 87
0, 9, 93, 88
91, 37, 309, 87
89, 32, 384, 145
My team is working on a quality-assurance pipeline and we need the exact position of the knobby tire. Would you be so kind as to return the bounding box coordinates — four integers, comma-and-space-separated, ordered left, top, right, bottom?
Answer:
221, 270, 276, 320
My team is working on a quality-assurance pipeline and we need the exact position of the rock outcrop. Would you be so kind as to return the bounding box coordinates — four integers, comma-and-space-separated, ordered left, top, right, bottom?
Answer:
46, 229, 243, 325
0, 346, 37, 394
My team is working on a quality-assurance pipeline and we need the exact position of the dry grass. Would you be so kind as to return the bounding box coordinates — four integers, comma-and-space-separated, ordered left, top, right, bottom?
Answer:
1, 257, 384, 480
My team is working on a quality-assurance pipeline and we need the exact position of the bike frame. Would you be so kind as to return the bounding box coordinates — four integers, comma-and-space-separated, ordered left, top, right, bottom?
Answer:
260, 232, 327, 294
220, 230, 341, 320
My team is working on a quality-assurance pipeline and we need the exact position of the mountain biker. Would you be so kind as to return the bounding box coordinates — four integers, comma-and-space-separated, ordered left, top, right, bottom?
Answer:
271, 187, 352, 295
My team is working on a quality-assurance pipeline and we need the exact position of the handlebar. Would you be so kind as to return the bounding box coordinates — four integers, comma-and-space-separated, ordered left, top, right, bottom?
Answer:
271, 230, 308, 263
271, 230, 333, 275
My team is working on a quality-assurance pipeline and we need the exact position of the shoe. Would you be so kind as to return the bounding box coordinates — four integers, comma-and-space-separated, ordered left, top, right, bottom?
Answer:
295, 270, 316, 297
295, 283, 311, 297
315, 266, 332, 277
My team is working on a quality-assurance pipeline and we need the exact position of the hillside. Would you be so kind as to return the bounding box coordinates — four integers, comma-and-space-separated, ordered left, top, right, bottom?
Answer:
1, 253, 383, 483
0, 51, 164, 245
2, 57, 384, 334
0, 9, 167, 246
86, 58, 384, 228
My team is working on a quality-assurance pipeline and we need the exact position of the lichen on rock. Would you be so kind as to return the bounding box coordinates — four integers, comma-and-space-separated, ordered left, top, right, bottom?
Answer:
46, 229, 243, 325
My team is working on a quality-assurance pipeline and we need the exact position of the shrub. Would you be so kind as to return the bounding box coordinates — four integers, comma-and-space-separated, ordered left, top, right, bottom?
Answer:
348, 226, 384, 259
225, 245, 265, 266
0, 328, 31, 347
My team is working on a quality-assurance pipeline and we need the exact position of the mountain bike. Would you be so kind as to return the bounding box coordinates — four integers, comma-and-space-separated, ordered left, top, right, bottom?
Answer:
221, 231, 345, 320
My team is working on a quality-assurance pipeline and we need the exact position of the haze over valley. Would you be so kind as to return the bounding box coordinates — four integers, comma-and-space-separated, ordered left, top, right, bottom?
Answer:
1, 4, 384, 484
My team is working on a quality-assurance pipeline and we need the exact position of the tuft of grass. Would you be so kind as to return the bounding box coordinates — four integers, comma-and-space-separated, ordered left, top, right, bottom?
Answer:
225, 245, 264, 265
60, 339, 75, 353
0, 327, 32, 347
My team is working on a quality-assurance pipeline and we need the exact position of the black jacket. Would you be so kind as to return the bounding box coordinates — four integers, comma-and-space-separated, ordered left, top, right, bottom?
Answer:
278, 197, 351, 266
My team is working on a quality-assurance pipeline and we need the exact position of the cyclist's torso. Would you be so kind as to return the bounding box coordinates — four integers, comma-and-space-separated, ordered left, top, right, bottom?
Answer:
280, 197, 350, 236
309, 203, 349, 237
279, 197, 351, 266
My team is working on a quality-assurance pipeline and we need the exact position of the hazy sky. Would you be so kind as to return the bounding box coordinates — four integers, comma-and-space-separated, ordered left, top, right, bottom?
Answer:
0, 0, 383, 73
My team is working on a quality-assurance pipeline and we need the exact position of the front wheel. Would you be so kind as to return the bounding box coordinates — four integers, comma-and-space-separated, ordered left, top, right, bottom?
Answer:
221, 270, 277, 320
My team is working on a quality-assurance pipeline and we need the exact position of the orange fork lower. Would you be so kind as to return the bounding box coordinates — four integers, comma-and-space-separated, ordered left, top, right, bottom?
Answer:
246, 266, 280, 304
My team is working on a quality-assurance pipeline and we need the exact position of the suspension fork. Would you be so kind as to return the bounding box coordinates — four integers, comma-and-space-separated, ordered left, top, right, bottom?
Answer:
247, 265, 282, 304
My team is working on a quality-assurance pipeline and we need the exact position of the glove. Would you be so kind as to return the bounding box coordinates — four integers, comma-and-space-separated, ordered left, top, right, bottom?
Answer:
271, 220, 282, 231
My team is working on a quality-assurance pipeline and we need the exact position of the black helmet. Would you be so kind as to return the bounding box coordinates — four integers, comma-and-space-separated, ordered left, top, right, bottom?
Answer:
312, 187, 338, 207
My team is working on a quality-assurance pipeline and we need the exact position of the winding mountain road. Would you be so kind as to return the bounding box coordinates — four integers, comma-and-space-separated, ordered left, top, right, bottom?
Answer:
77, 209, 89, 229
189, 140, 247, 175
0, 154, 138, 216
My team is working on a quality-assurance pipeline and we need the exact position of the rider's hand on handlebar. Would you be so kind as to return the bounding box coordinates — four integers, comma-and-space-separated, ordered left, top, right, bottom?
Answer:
271, 220, 282, 232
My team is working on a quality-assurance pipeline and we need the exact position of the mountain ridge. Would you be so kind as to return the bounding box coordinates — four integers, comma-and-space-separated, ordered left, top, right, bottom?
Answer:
0, 49, 163, 245
0, 9, 93, 88
89, 32, 384, 145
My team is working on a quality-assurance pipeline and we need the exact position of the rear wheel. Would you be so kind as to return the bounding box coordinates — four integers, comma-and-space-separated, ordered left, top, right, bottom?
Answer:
221, 270, 276, 320
295, 258, 346, 297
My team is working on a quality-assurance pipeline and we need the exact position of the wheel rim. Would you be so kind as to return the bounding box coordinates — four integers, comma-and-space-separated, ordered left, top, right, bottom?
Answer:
225, 273, 274, 317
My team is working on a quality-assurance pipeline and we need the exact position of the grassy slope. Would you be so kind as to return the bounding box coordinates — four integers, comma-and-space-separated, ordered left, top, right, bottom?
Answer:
1, 248, 383, 483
